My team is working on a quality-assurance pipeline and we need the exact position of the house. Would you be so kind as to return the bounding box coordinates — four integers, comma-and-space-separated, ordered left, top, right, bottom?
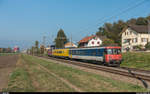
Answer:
78, 35, 104, 47
64, 42, 77, 48
121, 25, 150, 52
13, 46, 19, 53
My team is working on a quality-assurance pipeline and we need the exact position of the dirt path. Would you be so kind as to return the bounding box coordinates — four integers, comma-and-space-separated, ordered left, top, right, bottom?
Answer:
0, 55, 19, 91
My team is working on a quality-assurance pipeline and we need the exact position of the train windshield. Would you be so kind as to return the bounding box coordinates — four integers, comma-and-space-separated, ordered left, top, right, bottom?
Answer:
106, 48, 121, 55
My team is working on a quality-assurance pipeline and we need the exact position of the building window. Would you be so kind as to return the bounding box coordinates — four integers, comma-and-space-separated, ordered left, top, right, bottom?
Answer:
135, 38, 137, 43
132, 38, 137, 43
97, 42, 100, 44
132, 39, 134, 43
123, 39, 127, 43
141, 38, 148, 42
92, 41, 94, 44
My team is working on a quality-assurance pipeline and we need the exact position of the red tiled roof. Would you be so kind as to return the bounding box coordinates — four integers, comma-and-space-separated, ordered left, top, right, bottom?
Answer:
78, 35, 96, 44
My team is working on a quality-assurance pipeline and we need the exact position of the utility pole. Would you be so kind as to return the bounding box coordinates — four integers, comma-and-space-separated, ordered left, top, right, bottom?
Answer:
70, 33, 72, 47
43, 36, 46, 47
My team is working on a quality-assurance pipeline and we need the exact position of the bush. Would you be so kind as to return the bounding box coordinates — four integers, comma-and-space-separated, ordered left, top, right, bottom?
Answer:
102, 38, 115, 46
133, 45, 143, 50
145, 42, 150, 50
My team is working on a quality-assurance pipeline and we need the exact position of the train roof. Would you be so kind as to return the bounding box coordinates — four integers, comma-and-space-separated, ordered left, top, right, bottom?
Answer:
70, 46, 121, 50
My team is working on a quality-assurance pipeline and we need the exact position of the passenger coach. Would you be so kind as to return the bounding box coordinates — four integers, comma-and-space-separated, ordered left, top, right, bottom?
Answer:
69, 46, 122, 66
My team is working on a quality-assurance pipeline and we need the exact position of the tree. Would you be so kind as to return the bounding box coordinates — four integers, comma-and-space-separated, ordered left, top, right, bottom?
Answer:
102, 38, 115, 46
145, 42, 150, 50
35, 41, 39, 48
97, 20, 126, 46
54, 29, 68, 48
127, 18, 137, 25
31, 46, 35, 55
35, 41, 39, 55
7, 47, 12, 53
136, 17, 148, 25
146, 16, 150, 21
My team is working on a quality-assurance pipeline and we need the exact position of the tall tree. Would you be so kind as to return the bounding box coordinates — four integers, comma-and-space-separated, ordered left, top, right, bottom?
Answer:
31, 46, 35, 55
35, 41, 39, 48
54, 29, 68, 48
136, 17, 148, 25
127, 18, 137, 25
35, 40, 39, 54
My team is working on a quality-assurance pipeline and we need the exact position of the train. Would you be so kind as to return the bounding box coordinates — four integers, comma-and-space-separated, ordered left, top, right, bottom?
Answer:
48, 46, 122, 66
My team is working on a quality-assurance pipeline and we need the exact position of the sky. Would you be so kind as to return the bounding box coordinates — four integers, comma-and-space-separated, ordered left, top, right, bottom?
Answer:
0, 0, 150, 50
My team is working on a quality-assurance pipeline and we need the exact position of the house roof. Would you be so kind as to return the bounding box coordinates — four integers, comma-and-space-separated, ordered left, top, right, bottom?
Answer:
129, 25, 149, 33
120, 25, 150, 35
78, 35, 96, 44
65, 42, 77, 47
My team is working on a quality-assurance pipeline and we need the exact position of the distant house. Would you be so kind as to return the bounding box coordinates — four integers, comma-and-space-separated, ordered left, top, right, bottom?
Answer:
65, 42, 77, 48
13, 46, 19, 53
121, 25, 150, 52
78, 35, 105, 47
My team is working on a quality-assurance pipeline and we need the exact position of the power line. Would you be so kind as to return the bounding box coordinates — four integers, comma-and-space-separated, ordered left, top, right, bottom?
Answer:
75, 0, 139, 35
97, 0, 148, 26
75, 0, 148, 38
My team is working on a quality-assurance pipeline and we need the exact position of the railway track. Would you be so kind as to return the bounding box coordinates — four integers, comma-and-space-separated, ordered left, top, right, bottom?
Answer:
37, 55, 150, 83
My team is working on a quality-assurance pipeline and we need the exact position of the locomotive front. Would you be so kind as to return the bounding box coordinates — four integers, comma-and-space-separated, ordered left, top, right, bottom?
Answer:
104, 47, 122, 66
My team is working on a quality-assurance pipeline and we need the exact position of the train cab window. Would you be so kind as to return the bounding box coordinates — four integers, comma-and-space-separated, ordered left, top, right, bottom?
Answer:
106, 49, 121, 54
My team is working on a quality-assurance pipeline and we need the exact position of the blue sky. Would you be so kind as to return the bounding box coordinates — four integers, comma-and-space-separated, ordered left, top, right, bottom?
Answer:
0, 0, 150, 50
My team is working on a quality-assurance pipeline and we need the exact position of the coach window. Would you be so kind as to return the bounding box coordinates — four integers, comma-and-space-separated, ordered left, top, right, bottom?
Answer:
75, 50, 77, 55
92, 49, 96, 56
77, 50, 79, 55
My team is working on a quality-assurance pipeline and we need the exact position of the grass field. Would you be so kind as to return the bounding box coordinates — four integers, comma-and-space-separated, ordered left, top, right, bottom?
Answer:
121, 52, 150, 70
4, 54, 148, 92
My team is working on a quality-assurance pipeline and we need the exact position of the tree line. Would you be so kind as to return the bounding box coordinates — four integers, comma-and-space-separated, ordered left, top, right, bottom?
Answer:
0, 47, 12, 53
27, 41, 45, 55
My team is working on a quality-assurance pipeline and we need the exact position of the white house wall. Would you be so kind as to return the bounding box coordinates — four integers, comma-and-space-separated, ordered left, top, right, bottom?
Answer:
87, 38, 102, 47
121, 28, 150, 52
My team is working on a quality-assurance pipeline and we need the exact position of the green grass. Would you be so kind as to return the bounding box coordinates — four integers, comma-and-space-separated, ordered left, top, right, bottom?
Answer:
22, 54, 148, 92
121, 52, 150, 70
4, 68, 35, 92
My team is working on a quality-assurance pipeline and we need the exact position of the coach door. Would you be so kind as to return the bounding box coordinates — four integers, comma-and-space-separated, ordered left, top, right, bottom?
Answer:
103, 49, 107, 62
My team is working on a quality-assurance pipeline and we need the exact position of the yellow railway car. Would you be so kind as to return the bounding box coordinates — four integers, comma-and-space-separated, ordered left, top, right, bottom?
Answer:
52, 48, 69, 58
